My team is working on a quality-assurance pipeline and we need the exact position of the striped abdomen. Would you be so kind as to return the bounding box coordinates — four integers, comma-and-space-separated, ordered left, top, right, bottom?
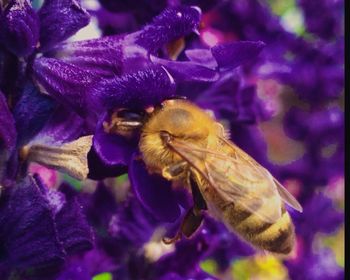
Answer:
200, 179, 295, 255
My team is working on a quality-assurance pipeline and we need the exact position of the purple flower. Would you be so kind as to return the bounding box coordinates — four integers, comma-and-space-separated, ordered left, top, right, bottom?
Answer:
0, 1, 344, 279
0, 175, 93, 278
298, 0, 344, 39
286, 248, 344, 280
0, 0, 39, 57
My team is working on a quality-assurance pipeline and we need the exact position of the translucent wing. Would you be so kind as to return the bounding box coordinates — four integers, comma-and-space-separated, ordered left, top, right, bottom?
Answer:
167, 137, 301, 223
220, 137, 303, 213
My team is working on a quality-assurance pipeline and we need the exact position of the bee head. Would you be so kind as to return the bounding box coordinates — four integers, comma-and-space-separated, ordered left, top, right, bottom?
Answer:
152, 99, 211, 143
139, 99, 217, 173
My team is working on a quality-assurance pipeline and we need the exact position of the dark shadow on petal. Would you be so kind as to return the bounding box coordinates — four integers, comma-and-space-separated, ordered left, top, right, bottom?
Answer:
129, 154, 181, 223
92, 113, 137, 168
13, 82, 56, 147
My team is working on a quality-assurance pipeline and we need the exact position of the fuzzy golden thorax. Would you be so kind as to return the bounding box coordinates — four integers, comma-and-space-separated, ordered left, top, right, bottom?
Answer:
139, 100, 220, 175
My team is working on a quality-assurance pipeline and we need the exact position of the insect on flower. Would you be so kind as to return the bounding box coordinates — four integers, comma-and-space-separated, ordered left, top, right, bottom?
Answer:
109, 98, 303, 255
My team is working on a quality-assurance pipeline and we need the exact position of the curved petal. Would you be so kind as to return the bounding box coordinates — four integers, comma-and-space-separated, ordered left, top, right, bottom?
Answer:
30, 105, 86, 146
0, 90, 16, 152
185, 49, 218, 69
0, 0, 39, 56
133, 6, 201, 52
35, 174, 94, 255
151, 56, 219, 82
47, 34, 148, 77
55, 196, 94, 254
32, 57, 101, 116
0, 90, 16, 180
38, 0, 90, 51
0, 176, 65, 272
13, 82, 56, 146
47, 35, 125, 77
92, 113, 137, 167
98, 65, 175, 110
129, 154, 181, 223
211, 41, 265, 70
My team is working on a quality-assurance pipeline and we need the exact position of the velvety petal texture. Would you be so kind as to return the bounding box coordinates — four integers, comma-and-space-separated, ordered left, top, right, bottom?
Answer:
0, 90, 16, 152
30, 105, 86, 145
55, 196, 94, 254
32, 57, 100, 116
47, 34, 149, 77
47, 35, 126, 77
0, 0, 39, 56
0, 90, 16, 180
134, 6, 201, 53
38, 0, 90, 51
0, 175, 93, 277
0, 176, 65, 274
13, 83, 56, 146
98, 65, 175, 110
129, 154, 181, 223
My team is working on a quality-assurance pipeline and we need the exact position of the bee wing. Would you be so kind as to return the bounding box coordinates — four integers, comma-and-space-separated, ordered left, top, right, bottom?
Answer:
167, 138, 301, 223
221, 137, 303, 213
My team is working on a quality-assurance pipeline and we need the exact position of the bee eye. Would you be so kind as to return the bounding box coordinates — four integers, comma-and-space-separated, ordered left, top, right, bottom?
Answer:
160, 131, 172, 143
116, 109, 145, 121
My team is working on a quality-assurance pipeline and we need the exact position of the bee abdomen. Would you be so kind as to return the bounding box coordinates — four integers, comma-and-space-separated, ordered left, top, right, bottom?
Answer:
249, 211, 294, 254
224, 205, 294, 254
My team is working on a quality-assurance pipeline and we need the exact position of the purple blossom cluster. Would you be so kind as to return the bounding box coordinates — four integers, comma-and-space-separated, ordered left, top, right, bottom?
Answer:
0, 0, 344, 279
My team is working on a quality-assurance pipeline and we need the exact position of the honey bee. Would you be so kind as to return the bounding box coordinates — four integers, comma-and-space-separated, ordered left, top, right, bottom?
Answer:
115, 99, 303, 255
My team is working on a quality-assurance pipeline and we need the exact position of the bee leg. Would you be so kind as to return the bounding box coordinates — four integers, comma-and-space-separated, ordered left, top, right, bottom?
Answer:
190, 174, 208, 211
162, 176, 207, 244
180, 207, 204, 238
162, 207, 204, 245
162, 161, 188, 180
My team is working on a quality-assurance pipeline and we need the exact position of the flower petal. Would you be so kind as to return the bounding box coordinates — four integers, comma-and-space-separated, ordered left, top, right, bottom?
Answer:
0, 0, 39, 56
32, 57, 101, 116
92, 113, 136, 168
27, 135, 93, 180
55, 196, 94, 254
0, 176, 65, 272
38, 0, 90, 51
47, 34, 148, 77
30, 105, 86, 145
211, 41, 265, 70
0, 90, 16, 180
150, 56, 219, 82
0, 90, 16, 152
133, 6, 201, 52
13, 82, 56, 146
98, 65, 175, 110
35, 175, 94, 254
185, 49, 218, 69
129, 154, 181, 223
